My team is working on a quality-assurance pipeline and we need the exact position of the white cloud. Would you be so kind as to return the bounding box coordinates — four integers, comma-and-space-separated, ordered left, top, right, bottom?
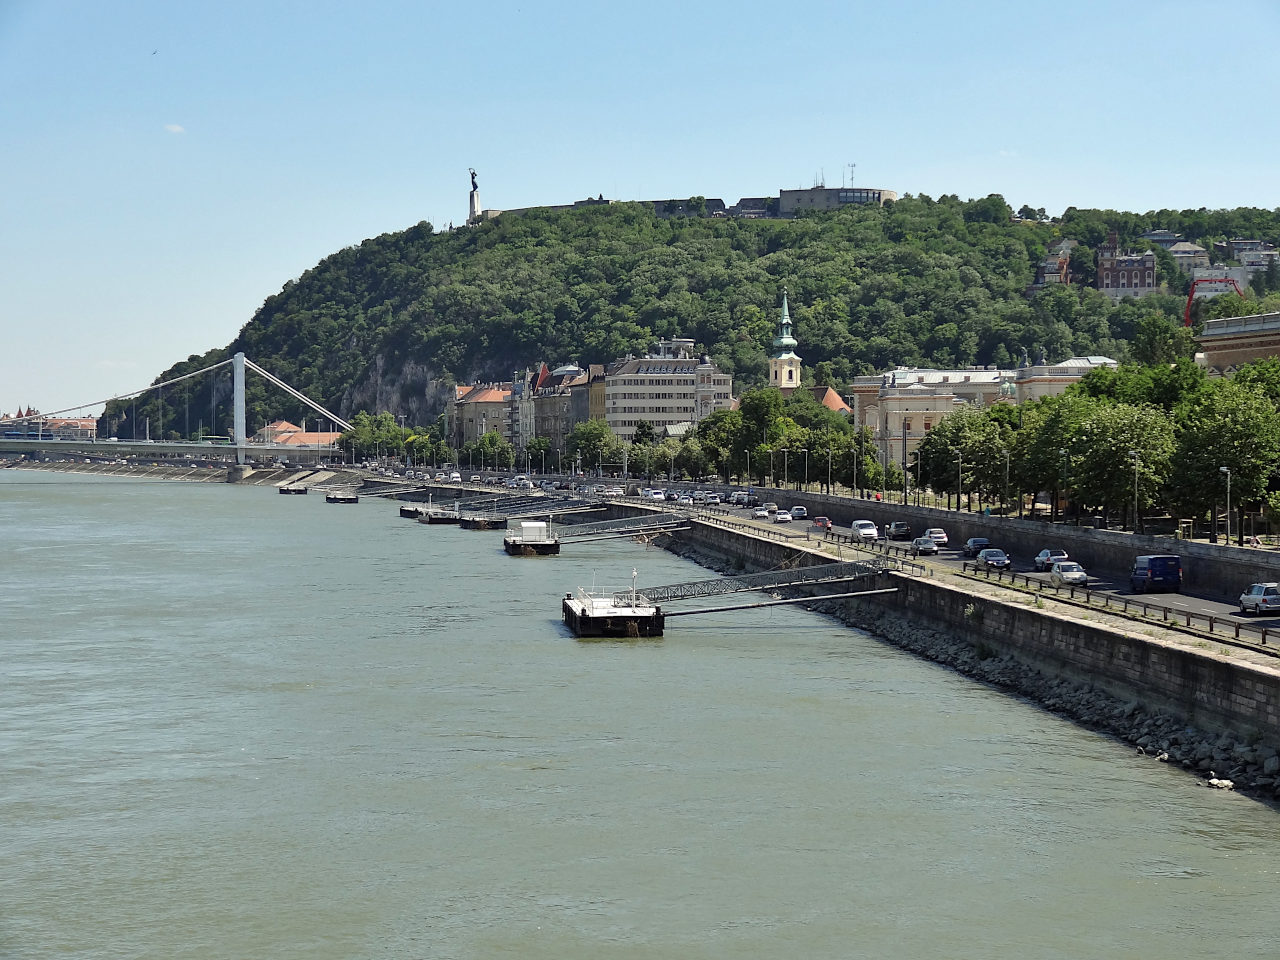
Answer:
164, 124, 185, 134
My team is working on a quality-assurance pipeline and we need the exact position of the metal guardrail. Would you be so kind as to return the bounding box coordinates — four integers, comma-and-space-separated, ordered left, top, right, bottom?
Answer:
621, 558, 893, 605
958, 561, 1279, 655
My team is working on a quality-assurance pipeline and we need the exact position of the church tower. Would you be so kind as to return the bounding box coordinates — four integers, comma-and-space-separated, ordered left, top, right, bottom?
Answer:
770, 288, 802, 395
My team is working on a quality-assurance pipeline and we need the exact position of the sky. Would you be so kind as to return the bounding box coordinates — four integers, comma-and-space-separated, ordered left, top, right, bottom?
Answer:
4, 0, 1279, 415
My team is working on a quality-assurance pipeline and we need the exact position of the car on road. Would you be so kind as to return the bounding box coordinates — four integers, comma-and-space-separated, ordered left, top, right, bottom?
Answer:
469, 475, 482, 483
706, 493, 721, 505
811, 516, 832, 531
752, 506, 770, 519
773, 510, 793, 523
961, 537, 991, 558
789, 505, 807, 519
975, 547, 1011, 570
1033, 548, 1069, 572
449, 471, 462, 483
763, 502, 779, 515
1049, 561, 1088, 587
1238, 582, 1280, 615
677, 495, 694, 506
851, 520, 879, 542
887, 521, 912, 541
1130, 554, 1181, 593
910, 536, 938, 556
924, 527, 949, 547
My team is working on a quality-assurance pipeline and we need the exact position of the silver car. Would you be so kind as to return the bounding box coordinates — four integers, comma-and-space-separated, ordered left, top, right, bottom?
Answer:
1049, 561, 1088, 586
910, 536, 938, 556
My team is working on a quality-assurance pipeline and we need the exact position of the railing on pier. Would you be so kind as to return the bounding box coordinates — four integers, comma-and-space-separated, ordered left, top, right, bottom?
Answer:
620, 558, 893, 605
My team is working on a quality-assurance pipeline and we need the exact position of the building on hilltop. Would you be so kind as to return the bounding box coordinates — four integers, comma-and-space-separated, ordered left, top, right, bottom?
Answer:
604, 340, 733, 442
1097, 232, 1159, 300
778, 186, 897, 216
1140, 228, 1182, 249
769, 289, 803, 395
1168, 241, 1210, 273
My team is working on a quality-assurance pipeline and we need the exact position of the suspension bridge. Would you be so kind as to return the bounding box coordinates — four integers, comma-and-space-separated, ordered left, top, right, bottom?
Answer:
0, 353, 351, 466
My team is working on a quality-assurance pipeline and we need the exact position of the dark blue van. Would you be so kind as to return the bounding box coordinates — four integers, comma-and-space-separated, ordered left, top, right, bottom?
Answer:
1130, 555, 1181, 593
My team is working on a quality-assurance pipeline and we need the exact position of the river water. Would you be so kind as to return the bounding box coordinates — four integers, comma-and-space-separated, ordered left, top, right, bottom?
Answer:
1, 470, 1278, 959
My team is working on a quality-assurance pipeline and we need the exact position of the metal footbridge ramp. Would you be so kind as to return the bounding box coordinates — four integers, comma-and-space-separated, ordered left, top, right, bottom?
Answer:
618, 558, 894, 605
556, 513, 689, 542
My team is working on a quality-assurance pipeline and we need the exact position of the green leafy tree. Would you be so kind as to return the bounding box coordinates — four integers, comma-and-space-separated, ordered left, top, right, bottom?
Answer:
566, 419, 616, 472
631, 420, 657, 445
1170, 380, 1280, 542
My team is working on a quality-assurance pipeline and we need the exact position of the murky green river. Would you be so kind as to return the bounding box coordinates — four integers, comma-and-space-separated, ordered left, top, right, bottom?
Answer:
2, 470, 1277, 958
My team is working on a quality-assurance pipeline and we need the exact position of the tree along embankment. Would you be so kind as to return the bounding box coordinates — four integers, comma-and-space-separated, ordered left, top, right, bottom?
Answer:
655, 516, 1280, 804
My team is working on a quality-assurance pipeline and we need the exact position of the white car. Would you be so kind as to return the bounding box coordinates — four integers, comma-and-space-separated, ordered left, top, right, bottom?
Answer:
852, 520, 879, 542
789, 505, 807, 519
752, 506, 770, 519
924, 527, 949, 547
449, 472, 462, 482
773, 509, 793, 523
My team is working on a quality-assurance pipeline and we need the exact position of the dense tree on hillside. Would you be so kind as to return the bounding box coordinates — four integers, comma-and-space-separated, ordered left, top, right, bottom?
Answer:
105, 199, 1280, 437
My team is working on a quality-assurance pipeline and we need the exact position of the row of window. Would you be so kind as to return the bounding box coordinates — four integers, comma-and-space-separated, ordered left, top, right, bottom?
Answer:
610, 406, 693, 415
609, 392, 695, 401
614, 378, 694, 387
1101, 270, 1154, 288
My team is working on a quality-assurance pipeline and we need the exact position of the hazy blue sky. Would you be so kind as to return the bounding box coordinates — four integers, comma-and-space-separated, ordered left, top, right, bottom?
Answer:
4, 0, 1279, 413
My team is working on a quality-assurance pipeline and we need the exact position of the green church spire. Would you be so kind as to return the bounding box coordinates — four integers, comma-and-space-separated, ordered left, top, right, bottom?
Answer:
772, 287, 799, 358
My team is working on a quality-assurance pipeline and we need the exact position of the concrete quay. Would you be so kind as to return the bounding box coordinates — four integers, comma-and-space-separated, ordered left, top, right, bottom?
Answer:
656, 512, 1280, 802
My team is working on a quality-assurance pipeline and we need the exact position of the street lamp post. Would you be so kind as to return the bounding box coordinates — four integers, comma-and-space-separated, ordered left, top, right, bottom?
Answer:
541, 448, 546, 474
1057, 447, 1067, 523
1003, 449, 1011, 515
1130, 450, 1140, 533
799, 448, 808, 492
1221, 465, 1232, 545
781, 448, 789, 488
954, 449, 963, 512
826, 447, 832, 495
397, 414, 407, 469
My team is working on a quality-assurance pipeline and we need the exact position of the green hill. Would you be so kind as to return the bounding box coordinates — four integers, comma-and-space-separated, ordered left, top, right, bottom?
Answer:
103, 195, 1280, 439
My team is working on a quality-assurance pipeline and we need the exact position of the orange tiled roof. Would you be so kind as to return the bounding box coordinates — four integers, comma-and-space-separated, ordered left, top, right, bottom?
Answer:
278, 431, 343, 446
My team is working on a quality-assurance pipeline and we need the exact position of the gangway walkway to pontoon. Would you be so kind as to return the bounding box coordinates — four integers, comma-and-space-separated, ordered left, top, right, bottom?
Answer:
616, 558, 896, 605
555, 513, 690, 542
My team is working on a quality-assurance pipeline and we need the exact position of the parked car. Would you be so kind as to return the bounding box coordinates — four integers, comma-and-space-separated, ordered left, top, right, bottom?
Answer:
1050, 561, 1088, 586
851, 520, 879, 542
962, 537, 991, 558
886, 521, 912, 541
706, 493, 721, 505
789, 505, 807, 519
773, 510, 793, 523
1034, 548, 1069, 572
910, 536, 938, 556
811, 516, 832, 531
1130, 554, 1181, 593
677, 495, 694, 506
924, 527, 949, 547
1238, 582, 1280, 615
975, 547, 1011, 570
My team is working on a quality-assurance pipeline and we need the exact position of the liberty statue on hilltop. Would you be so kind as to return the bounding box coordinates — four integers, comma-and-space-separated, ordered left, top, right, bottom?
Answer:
468, 168, 481, 224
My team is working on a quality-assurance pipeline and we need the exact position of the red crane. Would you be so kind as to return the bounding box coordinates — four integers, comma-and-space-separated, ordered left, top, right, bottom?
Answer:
1184, 276, 1245, 326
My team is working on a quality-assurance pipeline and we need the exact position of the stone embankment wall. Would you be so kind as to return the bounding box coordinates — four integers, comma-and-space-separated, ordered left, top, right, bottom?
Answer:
766, 491, 1278, 600
667, 518, 1280, 801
